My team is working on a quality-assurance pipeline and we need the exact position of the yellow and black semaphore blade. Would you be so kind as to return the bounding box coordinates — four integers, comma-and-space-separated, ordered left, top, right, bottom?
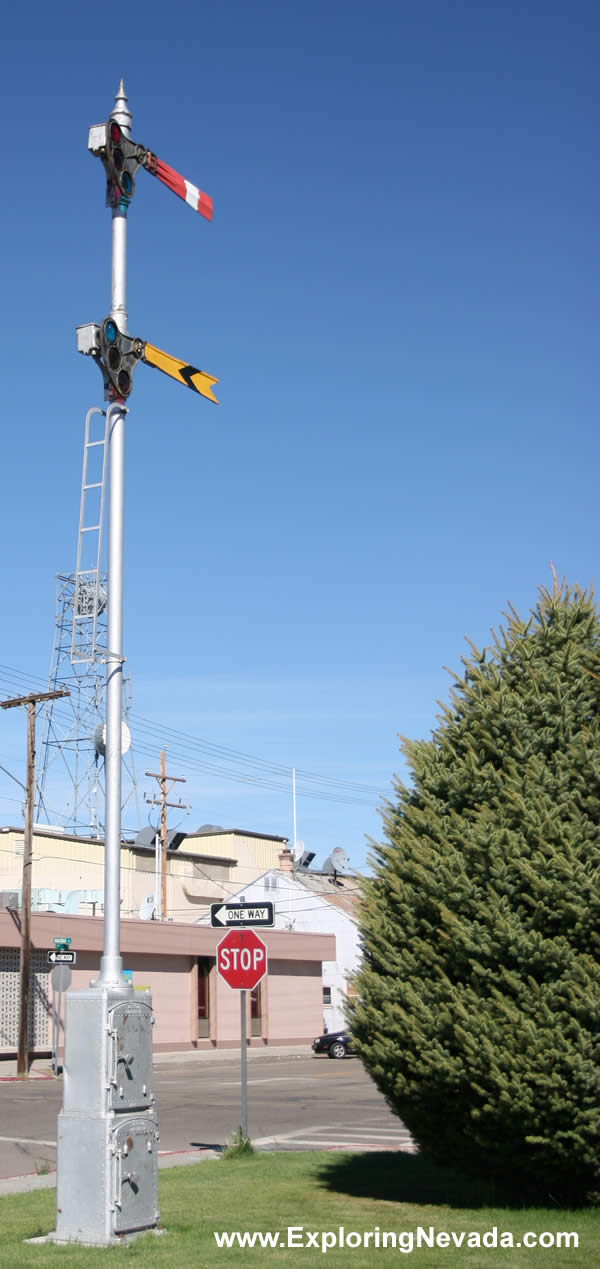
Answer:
143, 342, 219, 403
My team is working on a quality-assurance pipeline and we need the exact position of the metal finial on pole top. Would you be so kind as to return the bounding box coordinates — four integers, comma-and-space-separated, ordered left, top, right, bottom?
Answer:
110, 79, 132, 136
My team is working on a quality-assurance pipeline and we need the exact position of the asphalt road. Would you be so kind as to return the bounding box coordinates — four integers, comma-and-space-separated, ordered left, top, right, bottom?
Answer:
0, 1051, 413, 1181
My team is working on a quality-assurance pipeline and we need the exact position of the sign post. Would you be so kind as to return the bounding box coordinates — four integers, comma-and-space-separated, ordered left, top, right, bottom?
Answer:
240, 991, 248, 1138
216, 929, 268, 1140
50, 964, 72, 1073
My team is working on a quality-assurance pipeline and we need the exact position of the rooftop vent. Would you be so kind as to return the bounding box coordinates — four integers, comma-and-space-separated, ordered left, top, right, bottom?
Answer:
134, 826, 186, 851
297, 850, 316, 870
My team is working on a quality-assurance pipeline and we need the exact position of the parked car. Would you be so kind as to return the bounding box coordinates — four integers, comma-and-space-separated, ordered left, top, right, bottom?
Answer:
312, 1029, 354, 1059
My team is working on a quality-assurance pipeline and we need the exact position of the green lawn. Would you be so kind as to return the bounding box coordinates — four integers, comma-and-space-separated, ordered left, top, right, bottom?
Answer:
3, 1151, 597, 1267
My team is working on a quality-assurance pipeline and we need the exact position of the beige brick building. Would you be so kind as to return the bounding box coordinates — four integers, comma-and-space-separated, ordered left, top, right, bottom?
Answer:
0, 823, 289, 924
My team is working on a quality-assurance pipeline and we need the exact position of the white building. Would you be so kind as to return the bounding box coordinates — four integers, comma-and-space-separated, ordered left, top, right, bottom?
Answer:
201, 849, 362, 1033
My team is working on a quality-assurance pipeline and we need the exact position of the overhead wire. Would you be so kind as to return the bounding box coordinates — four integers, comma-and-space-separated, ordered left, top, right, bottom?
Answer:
0, 661, 388, 810
128, 709, 384, 793
0, 838, 362, 886
0, 837, 362, 923
0, 667, 371, 918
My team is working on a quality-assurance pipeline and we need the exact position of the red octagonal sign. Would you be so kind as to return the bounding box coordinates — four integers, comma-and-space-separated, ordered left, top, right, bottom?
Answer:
217, 928, 268, 991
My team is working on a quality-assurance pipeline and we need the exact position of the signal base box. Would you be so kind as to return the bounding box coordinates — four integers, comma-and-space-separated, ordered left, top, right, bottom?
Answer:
51, 986, 160, 1246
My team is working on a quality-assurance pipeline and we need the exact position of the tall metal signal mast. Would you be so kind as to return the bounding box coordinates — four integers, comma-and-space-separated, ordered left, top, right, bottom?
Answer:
39, 81, 218, 1248
35, 403, 139, 837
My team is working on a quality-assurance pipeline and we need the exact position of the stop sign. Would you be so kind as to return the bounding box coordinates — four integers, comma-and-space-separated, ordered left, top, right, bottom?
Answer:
217, 929, 268, 990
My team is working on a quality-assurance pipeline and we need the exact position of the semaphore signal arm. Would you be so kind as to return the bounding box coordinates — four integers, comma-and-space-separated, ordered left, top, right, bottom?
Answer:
80, 98, 218, 406
88, 117, 213, 220
76, 318, 219, 404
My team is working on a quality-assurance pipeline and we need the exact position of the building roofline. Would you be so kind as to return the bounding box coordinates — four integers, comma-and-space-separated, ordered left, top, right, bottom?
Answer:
186, 828, 289, 844
295, 868, 362, 879
0, 825, 137, 847
1, 823, 289, 850
0, 909, 335, 962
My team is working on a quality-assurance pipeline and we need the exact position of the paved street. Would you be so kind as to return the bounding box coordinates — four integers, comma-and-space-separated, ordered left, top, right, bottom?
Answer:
0, 1050, 413, 1182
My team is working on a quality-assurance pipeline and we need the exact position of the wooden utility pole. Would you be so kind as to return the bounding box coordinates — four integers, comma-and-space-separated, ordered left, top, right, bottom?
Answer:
0, 689, 69, 1075
145, 749, 187, 919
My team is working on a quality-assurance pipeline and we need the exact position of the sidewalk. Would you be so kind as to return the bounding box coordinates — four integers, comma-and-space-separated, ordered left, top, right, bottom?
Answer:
0, 1148, 222, 1197
0, 1043, 309, 1080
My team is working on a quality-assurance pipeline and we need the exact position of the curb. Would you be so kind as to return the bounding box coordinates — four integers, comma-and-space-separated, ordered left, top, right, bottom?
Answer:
0, 1073, 55, 1083
0, 1046, 310, 1080
0, 1148, 223, 1196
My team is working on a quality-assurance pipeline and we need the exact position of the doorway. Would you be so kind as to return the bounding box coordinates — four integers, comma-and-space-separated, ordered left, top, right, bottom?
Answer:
197, 957, 214, 1038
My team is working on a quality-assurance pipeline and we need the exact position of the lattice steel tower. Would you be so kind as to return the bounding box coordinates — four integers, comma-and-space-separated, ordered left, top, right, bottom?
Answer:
35, 406, 140, 836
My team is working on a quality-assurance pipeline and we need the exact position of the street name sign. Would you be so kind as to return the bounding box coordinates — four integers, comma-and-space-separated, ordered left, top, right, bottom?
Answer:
210, 901, 274, 929
47, 950, 77, 965
216, 929, 268, 991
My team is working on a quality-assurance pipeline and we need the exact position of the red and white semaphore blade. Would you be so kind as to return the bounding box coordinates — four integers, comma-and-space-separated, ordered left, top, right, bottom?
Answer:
144, 151, 213, 220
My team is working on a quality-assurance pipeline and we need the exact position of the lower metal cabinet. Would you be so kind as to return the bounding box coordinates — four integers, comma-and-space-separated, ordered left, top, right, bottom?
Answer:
111, 1117, 160, 1235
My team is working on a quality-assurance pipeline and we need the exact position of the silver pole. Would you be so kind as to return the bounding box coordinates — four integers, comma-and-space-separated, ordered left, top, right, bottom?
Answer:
155, 828, 161, 920
98, 81, 131, 988
51, 992, 57, 1073
56, 991, 63, 1070
240, 989, 248, 1138
99, 401, 125, 984
292, 767, 297, 848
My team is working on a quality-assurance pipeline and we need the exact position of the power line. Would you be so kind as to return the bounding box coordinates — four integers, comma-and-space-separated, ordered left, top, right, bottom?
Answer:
0, 841, 363, 892
0, 661, 389, 810
0, 662, 384, 792
130, 710, 384, 793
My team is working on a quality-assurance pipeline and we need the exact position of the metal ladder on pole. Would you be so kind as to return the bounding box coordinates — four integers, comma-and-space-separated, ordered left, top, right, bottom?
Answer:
71, 407, 108, 663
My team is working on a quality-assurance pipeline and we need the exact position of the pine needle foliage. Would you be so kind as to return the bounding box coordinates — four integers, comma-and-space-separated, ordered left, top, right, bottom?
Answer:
347, 581, 600, 1204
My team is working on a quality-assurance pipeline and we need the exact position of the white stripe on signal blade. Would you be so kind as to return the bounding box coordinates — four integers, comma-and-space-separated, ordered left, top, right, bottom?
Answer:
184, 179, 199, 210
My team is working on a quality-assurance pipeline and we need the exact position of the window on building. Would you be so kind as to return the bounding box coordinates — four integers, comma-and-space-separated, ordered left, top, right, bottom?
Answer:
322, 986, 332, 1006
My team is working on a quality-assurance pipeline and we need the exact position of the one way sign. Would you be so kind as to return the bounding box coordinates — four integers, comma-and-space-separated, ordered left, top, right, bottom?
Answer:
47, 950, 77, 965
210, 901, 274, 929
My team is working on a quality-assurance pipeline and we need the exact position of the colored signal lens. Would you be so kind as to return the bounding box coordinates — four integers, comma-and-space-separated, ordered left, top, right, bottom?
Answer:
109, 121, 121, 145
107, 347, 120, 371
113, 147, 124, 172
104, 321, 117, 344
117, 370, 131, 395
121, 170, 133, 195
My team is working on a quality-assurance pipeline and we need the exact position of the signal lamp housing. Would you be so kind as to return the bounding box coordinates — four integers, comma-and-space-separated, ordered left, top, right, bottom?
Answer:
99, 317, 142, 400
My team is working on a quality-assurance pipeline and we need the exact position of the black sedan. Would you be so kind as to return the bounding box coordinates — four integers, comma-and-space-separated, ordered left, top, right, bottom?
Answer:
312, 1029, 354, 1059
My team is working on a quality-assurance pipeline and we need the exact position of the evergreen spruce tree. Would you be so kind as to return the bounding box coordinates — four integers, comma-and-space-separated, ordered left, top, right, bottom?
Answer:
347, 581, 600, 1203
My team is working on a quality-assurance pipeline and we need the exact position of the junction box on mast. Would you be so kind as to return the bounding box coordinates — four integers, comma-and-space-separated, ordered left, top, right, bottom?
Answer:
53, 987, 160, 1244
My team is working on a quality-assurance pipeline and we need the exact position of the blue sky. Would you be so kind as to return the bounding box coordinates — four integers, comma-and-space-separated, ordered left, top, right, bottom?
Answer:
0, 1, 597, 872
